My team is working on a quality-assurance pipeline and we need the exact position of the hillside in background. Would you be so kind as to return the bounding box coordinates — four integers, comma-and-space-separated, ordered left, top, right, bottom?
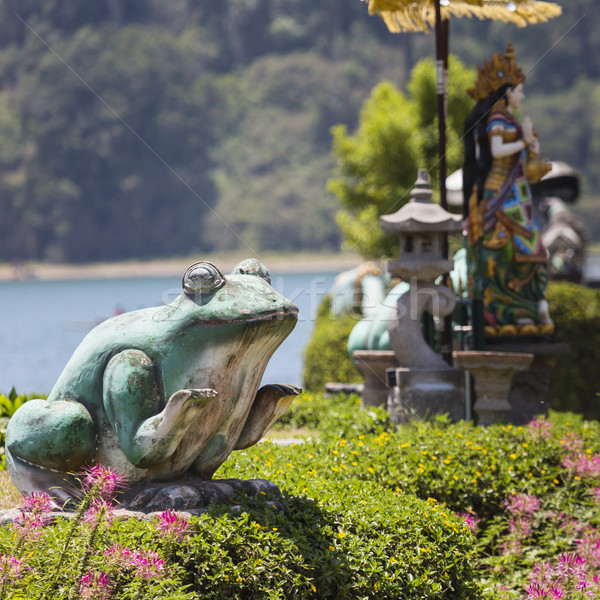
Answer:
0, 0, 597, 263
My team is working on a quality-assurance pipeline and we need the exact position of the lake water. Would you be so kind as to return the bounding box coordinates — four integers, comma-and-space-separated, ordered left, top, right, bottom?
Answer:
0, 270, 338, 395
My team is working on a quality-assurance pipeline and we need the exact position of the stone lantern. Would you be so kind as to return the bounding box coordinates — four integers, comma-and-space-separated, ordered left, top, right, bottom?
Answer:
381, 169, 464, 423
381, 170, 459, 285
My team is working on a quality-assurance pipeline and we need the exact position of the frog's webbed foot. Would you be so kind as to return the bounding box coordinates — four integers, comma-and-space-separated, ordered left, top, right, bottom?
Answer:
235, 384, 302, 450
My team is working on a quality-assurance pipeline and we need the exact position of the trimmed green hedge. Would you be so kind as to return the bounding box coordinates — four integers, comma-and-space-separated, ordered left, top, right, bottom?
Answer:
302, 296, 362, 392
238, 394, 600, 598
546, 281, 600, 418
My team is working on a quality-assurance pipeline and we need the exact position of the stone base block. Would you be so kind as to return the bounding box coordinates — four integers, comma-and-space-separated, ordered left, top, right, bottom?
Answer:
0, 478, 285, 525
387, 367, 465, 425
352, 350, 399, 409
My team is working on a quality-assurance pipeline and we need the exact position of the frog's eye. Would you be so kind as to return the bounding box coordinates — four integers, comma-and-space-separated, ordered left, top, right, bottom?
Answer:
182, 262, 225, 296
232, 259, 271, 285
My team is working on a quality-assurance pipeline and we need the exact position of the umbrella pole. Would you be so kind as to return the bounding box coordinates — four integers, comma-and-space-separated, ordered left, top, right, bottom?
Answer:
435, 1, 453, 362
434, 0, 449, 217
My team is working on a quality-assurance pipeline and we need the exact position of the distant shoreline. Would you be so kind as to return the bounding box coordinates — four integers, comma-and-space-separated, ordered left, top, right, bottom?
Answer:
0, 252, 363, 282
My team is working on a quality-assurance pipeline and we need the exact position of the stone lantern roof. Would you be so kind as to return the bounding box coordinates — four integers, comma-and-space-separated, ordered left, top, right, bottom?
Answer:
380, 169, 462, 235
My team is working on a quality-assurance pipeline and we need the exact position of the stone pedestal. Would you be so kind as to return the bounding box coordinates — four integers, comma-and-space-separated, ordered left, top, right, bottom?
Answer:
489, 342, 570, 424
387, 367, 464, 424
353, 350, 399, 408
453, 351, 534, 426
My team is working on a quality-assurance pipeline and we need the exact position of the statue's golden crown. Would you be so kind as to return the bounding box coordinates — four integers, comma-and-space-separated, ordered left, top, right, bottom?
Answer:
467, 42, 525, 101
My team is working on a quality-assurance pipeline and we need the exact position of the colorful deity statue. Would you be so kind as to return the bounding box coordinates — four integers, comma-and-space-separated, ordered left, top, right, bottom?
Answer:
462, 42, 554, 339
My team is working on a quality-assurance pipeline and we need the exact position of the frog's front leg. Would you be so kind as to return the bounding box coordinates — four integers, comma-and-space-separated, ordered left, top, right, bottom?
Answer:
103, 350, 220, 469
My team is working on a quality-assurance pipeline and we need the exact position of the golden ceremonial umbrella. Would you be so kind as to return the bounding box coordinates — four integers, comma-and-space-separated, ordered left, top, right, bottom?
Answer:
362, 0, 562, 213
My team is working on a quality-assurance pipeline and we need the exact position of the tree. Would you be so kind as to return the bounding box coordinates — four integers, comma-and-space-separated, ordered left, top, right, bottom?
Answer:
328, 55, 474, 259
2, 25, 218, 262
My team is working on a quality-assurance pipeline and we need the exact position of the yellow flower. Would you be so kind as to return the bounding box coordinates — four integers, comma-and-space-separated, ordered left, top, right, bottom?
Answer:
338, 531, 347, 538
312, 585, 317, 592
401, 442, 410, 448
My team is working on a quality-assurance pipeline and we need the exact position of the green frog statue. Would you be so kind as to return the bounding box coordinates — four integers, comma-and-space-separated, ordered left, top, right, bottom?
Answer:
6, 259, 300, 502
463, 42, 554, 339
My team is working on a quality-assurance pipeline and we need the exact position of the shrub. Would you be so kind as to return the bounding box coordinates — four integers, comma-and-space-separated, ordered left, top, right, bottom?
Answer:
3, 388, 600, 599
302, 296, 362, 391
273, 392, 391, 439
546, 281, 600, 418
222, 408, 600, 599
0, 459, 479, 599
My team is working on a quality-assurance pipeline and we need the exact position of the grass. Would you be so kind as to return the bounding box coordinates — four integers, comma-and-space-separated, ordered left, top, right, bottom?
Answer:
0, 470, 21, 509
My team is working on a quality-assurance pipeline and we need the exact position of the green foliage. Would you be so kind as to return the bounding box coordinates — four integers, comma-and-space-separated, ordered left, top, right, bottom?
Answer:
3, 390, 600, 598
251, 404, 599, 523
223, 406, 600, 598
1, 2, 600, 261
328, 56, 475, 259
2, 25, 218, 262
0, 431, 478, 600
546, 280, 600, 418
274, 392, 392, 439
302, 296, 363, 391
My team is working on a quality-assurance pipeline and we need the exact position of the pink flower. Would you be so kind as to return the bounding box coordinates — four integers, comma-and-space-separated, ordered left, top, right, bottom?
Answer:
563, 454, 600, 480
527, 417, 552, 438
79, 569, 111, 600
549, 586, 564, 599
14, 492, 53, 537
0, 554, 22, 584
504, 493, 541, 517
526, 582, 549, 599
157, 509, 190, 542
83, 499, 116, 526
104, 544, 163, 581
81, 465, 127, 504
20, 492, 53, 514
